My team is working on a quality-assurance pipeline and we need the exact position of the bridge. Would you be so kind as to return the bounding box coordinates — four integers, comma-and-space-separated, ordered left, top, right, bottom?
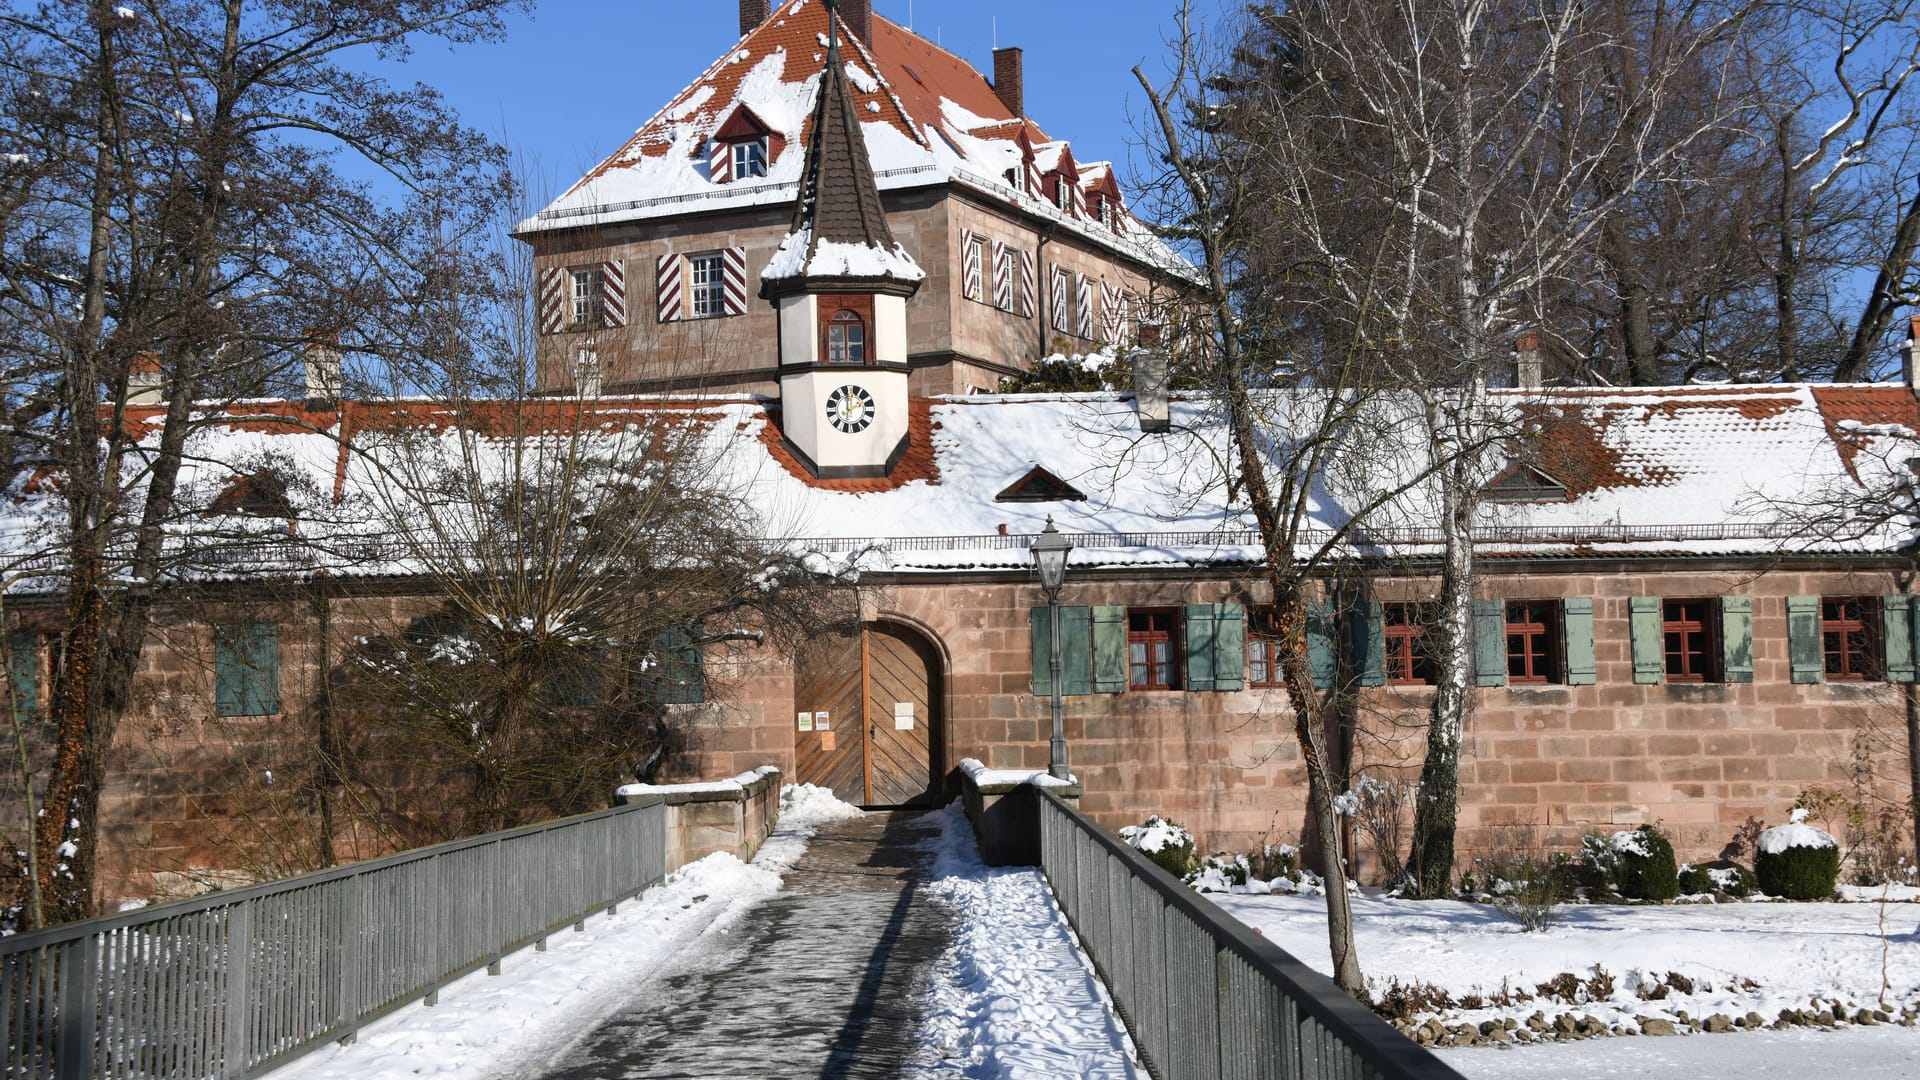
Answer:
0, 773, 1462, 1080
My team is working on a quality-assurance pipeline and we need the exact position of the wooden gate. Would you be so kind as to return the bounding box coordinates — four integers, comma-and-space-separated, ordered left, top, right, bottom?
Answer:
792, 622, 942, 807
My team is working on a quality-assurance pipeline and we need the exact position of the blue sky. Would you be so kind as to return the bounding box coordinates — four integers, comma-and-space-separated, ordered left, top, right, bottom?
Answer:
389, 0, 1193, 205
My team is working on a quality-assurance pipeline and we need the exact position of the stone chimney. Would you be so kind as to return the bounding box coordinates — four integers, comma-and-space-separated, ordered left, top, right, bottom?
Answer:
1130, 332, 1170, 434
1904, 315, 1920, 398
128, 352, 163, 405
739, 0, 768, 37
838, 0, 871, 43
305, 333, 342, 404
993, 47, 1025, 117
1514, 329, 1543, 389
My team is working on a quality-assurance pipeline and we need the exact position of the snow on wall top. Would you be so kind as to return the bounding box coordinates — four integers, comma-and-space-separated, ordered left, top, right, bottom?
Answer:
521, 2, 1182, 274
3, 384, 1912, 587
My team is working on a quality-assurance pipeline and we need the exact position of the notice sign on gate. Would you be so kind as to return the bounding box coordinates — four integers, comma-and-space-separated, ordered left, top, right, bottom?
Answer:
797, 711, 813, 732
815, 711, 830, 731
894, 702, 915, 730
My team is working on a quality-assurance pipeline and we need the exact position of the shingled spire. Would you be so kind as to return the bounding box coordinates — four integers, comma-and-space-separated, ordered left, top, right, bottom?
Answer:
760, 0, 922, 292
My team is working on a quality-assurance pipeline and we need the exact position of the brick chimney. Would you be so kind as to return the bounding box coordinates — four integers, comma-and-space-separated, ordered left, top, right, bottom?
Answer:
993, 47, 1025, 117
1904, 315, 1920, 398
305, 331, 342, 404
128, 351, 163, 405
739, 0, 768, 36
1514, 329, 1543, 389
838, 0, 871, 43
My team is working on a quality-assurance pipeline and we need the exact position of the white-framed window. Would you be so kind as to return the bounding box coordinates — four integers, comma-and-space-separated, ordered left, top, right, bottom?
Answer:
966, 235, 990, 303
689, 252, 726, 318
571, 267, 605, 327
731, 140, 767, 179
1055, 180, 1073, 212
575, 347, 602, 397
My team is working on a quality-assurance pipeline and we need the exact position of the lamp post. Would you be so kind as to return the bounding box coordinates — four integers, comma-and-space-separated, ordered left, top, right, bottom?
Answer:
1030, 516, 1074, 780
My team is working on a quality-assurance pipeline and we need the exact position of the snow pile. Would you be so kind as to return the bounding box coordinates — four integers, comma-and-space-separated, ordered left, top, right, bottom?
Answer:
777, 782, 865, 829
1117, 816, 1191, 856
1609, 829, 1653, 858
1758, 822, 1838, 855
911, 801, 1139, 1077
615, 764, 779, 799
958, 757, 1076, 788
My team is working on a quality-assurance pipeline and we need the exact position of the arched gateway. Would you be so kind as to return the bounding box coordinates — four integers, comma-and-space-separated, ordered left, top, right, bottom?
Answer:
791, 621, 944, 807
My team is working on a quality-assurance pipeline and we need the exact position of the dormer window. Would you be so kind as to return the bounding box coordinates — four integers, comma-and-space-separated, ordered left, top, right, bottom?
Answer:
1054, 180, 1073, 213
732, 139, 767, 179
1484, 462, 1569, 503
820, 296, 874, 364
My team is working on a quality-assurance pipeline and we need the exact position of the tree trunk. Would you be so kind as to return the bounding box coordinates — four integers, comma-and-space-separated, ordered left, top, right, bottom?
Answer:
1836, 177, 1920, 382
1411, 450, 1476, 897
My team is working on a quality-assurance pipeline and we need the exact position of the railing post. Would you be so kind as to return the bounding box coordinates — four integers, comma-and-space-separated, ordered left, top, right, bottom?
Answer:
337, 874, 361, 1044
222, 903, 252, 1077
55, 936, 97, 1080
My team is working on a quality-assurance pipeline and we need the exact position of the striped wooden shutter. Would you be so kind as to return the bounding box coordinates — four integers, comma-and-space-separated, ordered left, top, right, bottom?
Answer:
537, 267, 567, 335
992, 241, 1014, 311
1185, 604, 1219, 691
960, 230, 983, 301
1212, 604, 1245, 692
722, 247, 748, 316
1091, 605, 1128, 693
1100, 282, 1125, 341
1026, 160, 1045, 198
1562, 598, 1597, 685
1720, 596, 1753, 683
1629, 596, 1664, 684
1787, 596, 1823, 684
1307, 601, 1336, 689
1050, 266, 1071, 333
601, 259, 628, 328
8, 630, 34, 720
1883, 595, 1915, 683
709, 140, 731, 183
1019, 250, 1036, 317
1069, 180, 1086, 219
1076, 274, 1095, 339
656, 254, 683, 322
1473, 599, 1507, 686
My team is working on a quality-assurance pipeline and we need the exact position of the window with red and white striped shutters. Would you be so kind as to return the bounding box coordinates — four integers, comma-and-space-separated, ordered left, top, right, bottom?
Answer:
1049, 266, 1072, 334
992, 241, 1016, 312
657, 249, 747, 322
960, 230, 985, 303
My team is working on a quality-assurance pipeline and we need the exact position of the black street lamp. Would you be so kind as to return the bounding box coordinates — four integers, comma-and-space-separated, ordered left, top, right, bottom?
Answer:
1030, 516, 1074, 780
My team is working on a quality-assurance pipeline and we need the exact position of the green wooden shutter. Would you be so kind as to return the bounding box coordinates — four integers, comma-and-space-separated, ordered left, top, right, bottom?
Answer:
1306, 601, 1336, 690
1060, 606, 1092, 696
214, 624, 241, 716
1562, 598, 1597, 685
1091, 605, 1128, 694
1185, 604, 1218, 691
8, 631, 35, 720
1787, 596, 1824, 684
1883, 595, 1915, 683
1352, 601, 1385, 687
652, 626, 705, 705
248, 623, 280, 716
217, 623, 279, 717
1030, 607, 1052, 696
1473, 599, 1507, 687
1213, 604, 1245, 692
1629, 597, 1664, 685
1720, 596, 1754, 684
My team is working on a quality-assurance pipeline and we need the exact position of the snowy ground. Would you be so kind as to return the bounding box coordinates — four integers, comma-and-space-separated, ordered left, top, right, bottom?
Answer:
263, 784, 863, 1080
910, 801, 1140, 1078
1208, 889, 1920, 1049
1436, 1024, 1920, 1078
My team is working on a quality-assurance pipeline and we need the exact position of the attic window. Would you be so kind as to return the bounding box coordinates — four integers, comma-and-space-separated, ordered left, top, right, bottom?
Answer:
996, 466, 1087, 503
210, 471, 294, 519
1484, 463, 1568, 503
732, 140, 767, 178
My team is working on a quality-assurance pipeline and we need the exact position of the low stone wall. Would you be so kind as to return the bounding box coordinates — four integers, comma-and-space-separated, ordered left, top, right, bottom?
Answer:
615, 766, 782, 870
956, 758, 1082, 866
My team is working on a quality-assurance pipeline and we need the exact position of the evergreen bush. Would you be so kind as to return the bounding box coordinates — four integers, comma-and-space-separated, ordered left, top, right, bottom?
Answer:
1678, 864, 1713, 894
1611, 825, 1679, 901
1119, 816, 1196, 878
1755, 823, 1840, 899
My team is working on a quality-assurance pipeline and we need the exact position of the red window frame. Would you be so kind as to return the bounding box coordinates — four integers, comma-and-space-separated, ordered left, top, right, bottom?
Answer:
1128, 609, 1181, 690
1821, 597, 1881, 680
1505, 600, 1561, 684
1662, 598, 1719, 682
1383, 602, 1434, 685
1246, 606, 1284, 688
817, 294, 874, 364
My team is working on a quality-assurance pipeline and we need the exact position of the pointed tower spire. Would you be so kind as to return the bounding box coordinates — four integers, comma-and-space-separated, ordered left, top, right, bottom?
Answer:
761, 0, 922, 290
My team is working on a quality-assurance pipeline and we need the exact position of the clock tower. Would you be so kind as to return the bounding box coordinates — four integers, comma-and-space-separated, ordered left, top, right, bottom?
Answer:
759, 0, 924, 478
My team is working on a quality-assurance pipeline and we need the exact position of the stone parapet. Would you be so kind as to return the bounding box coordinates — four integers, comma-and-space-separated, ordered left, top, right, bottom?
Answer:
956, 757, 1081, 866
616, 766, 782, 870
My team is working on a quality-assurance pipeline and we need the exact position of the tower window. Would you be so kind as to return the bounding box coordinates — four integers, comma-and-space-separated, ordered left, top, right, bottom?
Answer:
826, 308, 866, 364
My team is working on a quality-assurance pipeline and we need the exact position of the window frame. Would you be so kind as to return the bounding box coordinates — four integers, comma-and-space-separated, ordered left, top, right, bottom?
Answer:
730, 139, 767, 179
1820, 596, 1882, 681
964, 235, 991, 305
1246, 606, 1284, 688
1661, 597, 1721, 682
817, 294, 874, 364
1127, 608, 1182, 691
570, 266, 605, 328
1383, 601, 1435, 685
1505, 599, 1562, 684
687, 252, 727, 319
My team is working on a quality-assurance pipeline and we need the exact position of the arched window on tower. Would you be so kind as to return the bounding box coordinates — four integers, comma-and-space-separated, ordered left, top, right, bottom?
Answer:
826, 306, 866, 364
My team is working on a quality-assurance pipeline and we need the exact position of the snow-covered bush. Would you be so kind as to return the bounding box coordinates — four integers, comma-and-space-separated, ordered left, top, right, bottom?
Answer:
1756, 814, 1840, 899
1574, 832, 1617, 894
1186, 853, 1250, 893
1678, 861, 1756, 897
1609, 825, 1679, 901
1474, 847, 1566, 931
1677, 864, 1712, 895
1119, 816, 1195, 878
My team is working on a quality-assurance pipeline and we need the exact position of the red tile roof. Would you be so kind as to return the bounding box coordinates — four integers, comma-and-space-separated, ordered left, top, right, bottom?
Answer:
757, 396, 940, 490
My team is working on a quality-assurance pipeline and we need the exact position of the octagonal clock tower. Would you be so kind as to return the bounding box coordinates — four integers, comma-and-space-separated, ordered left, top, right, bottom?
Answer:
760, 0, 924, 478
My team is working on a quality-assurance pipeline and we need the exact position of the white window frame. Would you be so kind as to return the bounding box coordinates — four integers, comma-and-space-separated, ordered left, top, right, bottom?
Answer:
689, 252, 726, 318
731, 140, 766, 179
571, 267, 605, 328
967, 235, 990, 304
1055, 180, 1073, 212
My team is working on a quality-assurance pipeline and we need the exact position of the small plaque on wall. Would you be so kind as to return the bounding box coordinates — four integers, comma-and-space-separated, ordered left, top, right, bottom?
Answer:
820, 730, 836, 752
893, 702, 914, 730
797, 711, 814, 732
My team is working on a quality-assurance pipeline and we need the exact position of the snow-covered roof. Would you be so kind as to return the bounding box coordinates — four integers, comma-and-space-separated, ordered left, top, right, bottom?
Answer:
518, 0, 1185, 276
3, 384, 1912, 590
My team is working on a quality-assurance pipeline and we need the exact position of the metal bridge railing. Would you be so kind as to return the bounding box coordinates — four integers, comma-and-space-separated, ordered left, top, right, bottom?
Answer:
0, 796, 669, 1080
1037, 792, 1465, 1080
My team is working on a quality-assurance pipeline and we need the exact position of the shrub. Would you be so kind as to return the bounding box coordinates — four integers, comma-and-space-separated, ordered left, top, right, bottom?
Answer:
1574, 832, 1617, 894
1611, 825, 1679, 901
1755, 819, 1840, 899
1186, 853, 1251, 893
1119, 816, 1196, 878
1711, 863, 1757, 898
1475, 847, 1565, 931
1678, 864, 1713, 894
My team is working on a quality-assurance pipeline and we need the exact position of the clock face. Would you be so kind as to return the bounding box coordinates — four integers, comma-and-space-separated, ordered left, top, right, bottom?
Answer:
825, 384, 876, 434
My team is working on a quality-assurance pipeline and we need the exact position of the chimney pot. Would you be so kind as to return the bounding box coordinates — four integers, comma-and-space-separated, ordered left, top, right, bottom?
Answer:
993, 47, 1025, 117
305, 335, 342, 404
838, 0, 871, 44
1514, 330, 1544, 389
739, 0, 768, 36
128, 351, 164, 405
